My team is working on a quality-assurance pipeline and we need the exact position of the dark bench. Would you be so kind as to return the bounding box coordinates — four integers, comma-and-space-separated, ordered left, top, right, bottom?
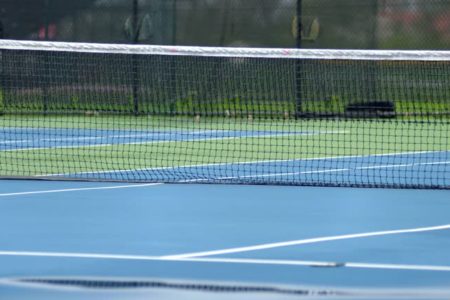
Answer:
345, 101, 395, 118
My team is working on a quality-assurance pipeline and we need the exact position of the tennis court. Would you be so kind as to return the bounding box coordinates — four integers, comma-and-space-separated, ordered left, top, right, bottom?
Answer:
1, 121, 449, 186
0, 40, 450, 299
1, 114, 449, 187
1, 182, 450, 299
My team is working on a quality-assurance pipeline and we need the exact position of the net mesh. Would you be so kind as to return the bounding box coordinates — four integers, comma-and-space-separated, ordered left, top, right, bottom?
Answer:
0, 40, 449, 188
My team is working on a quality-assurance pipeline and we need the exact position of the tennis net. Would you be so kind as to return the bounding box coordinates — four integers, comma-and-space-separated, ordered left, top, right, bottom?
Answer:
0, 40, 448, 188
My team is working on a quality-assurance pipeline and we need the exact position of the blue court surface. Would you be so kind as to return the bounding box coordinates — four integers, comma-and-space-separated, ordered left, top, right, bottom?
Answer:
1, 180, 450, 299
65, 150, 450, 187
0, 127, 316, 150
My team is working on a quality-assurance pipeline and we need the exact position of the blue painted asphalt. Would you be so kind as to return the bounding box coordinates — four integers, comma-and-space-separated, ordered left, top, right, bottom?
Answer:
62, 151, 450, 187
0, 181, 449, 289
0, 127, 311, 150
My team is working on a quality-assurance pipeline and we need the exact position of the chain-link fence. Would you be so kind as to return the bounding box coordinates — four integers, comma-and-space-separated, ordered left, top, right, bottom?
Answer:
1, 0, 450, 49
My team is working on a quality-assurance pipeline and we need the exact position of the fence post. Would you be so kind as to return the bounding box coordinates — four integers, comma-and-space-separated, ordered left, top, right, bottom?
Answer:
368, 0, 379, 104
172, 0, 177, 45
42, 0, 50, 114
132, 0, 139, 115
0, 20, 3, 115
295, 0, 303, 118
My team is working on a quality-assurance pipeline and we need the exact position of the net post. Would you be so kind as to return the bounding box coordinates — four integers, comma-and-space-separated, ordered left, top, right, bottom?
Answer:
131, 0, 139, 116
294, 0, 303, 119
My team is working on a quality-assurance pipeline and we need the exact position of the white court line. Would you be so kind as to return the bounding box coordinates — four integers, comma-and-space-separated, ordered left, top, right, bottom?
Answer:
182, 160, 450, 182
2, 131, 342, 153
0, 130, 227, 145
0, 251, 449, 272
359, 161, 450, 170
418, 161, 450, 166
1, 139, 192, 152
0, 183, 162, 198
1, 127, 220, 134
175, 257, 450, 272
180, 168, 351, 183
40, 150, 449, 177
161, 224, 450, 259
